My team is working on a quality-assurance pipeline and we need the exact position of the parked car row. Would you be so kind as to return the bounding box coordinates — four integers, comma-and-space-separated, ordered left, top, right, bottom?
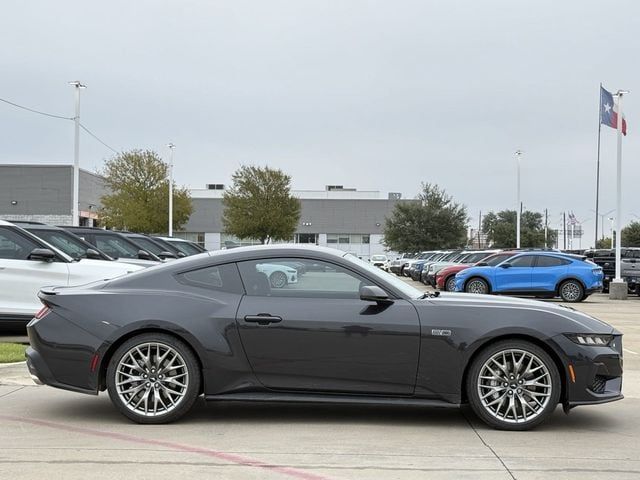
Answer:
584, 247, 640, 295
0, 219, 206, 329
392, 248, 605, 303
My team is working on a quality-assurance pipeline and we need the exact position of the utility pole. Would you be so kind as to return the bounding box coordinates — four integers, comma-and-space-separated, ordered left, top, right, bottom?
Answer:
167, 143, 175, 236
478, 210, 482, 248
69, 81, 86, 226
544, 208, 548, 248
515, 150, 523, 248
563, 212, 567, 250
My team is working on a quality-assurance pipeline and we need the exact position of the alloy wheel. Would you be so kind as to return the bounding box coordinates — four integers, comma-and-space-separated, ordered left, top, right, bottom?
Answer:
270, 271, 287, 288
560, 282, 582, 302
446, 277, 457, 292
466, 279, 488, 294
477, 349, 552, 424
115, 342, 189, 417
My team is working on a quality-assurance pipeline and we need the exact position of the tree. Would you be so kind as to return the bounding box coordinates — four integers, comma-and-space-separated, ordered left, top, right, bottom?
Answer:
482, 209, 556, 248
622, 221, 640, 247
222, 165, 301, 244
595, 237, 613, 249
383, 183, 468, 252
100, 150, 193, 233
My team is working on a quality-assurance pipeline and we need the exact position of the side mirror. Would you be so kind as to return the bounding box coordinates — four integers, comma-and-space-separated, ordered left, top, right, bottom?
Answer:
499, 263, 511, 268
360, 285, 393, 304
85, 248, 102, 260
138, 249, 152, 260
28, 248, 56, 262
177, 251, 187, 258
158, 251, 178, 259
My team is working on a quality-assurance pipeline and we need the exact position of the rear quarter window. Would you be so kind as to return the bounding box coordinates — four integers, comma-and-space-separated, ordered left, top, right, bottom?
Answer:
176, 263, 244, 295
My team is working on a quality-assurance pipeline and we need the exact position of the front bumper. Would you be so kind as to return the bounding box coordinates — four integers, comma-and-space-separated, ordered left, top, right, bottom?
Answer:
553, 333, 624, 407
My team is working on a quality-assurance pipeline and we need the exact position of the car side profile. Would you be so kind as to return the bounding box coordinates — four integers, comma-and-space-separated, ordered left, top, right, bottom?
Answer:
0, 220, 144, 328
436, 251, 517, 291
454, 252, 603, 302
26, 245, 622, 430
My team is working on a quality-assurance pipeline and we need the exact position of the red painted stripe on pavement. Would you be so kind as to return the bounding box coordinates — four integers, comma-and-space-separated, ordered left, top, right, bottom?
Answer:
0, 414, 331, 480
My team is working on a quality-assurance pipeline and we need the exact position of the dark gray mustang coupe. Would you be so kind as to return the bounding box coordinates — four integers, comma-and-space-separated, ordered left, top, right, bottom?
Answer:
26, 246, 623, 430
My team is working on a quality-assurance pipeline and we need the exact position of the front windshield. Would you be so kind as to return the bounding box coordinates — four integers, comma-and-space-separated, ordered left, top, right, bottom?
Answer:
30, 229, 93, 259
131, 237, 165, 255
463, 252, 491, 264
94, 234, 141, 259
170, 240, 201, 256
483, 253, 514, 266
343, 253, 424, 299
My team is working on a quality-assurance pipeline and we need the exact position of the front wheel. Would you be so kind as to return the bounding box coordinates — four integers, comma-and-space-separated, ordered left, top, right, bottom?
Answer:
106, 333, 201, 424
445, 276, 457, 292
559, 280, 584, 302
465, 277, 489, 294
466, 340, 561, 430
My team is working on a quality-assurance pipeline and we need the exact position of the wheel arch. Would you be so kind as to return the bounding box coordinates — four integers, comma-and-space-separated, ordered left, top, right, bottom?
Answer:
97, 327, 204, 393
460, 334, 567, 405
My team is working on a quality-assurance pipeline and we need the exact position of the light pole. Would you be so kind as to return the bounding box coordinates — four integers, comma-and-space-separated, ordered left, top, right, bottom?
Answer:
613, 90, 628, 284
167, 143, 175, 236
515, 150, 523, 248
69, 81, 86, 226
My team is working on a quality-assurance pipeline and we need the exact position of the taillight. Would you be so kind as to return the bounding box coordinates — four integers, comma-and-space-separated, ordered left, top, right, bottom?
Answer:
34, 306, 51, 320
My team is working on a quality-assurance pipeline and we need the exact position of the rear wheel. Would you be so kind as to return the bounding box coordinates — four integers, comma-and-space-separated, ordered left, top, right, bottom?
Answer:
269, 271, 288, 288
106, 333, 201, 424
445, 276, 457, 292
466, 339, 561, 431
559, 280, 584, 302
465, 277, 489, 294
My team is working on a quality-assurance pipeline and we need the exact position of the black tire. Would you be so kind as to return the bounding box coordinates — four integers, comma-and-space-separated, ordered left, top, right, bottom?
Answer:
106, 333, 201, 424
466, 339, 561, 431
559, 279, 584, 303
445, 276, 457, 292
269, 270, 288, 288
465, 277, 489, 294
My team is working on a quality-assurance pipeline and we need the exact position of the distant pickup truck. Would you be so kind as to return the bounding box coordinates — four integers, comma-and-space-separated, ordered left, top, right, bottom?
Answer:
585, 248, 640, 295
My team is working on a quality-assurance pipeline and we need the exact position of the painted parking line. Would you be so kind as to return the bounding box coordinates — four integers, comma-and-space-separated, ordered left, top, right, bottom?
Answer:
624, 348, 639, 355
0, 414, 331, 480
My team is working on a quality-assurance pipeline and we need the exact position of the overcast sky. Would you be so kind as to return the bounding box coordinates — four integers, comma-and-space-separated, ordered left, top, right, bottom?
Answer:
2, 0, 639, 246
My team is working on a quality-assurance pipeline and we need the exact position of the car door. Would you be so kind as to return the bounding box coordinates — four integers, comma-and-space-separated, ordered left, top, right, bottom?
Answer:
530, 255, 570, 292
235, 257, 421, 395
0, 226, 70, 316
493, 255, 535, 292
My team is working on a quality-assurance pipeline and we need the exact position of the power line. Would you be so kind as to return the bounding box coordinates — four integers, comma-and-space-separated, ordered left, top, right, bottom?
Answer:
0, 96, 73, 120
0, 95, 120, 154
80, 123, 119, 154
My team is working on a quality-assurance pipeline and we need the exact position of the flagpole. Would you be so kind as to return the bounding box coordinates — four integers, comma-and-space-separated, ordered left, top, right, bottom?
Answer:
594, 83, 603, 248
610, 89, 629, 299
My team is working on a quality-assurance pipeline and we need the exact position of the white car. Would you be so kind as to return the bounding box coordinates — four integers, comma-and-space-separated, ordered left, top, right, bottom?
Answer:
0, 220, 144, 328
370, 254, 389, 271
256, 263, 298, 288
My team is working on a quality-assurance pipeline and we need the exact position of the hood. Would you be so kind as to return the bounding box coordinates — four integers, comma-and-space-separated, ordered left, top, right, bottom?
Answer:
74, 259, 146, 274
426, 292, 616, 334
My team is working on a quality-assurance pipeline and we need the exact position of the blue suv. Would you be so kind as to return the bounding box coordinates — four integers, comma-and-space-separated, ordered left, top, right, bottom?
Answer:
454, 252, 603, 302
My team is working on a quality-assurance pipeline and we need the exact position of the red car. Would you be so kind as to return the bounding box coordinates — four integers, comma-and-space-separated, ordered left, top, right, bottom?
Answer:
436, 251, 516, 291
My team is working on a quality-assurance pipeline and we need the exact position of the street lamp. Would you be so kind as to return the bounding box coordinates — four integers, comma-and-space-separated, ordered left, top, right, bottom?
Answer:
167, 143, 175, 236
515, 150, 523, 248
69, 81, 86, 226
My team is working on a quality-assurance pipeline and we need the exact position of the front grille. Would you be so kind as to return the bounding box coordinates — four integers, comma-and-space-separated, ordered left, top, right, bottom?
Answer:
591, 375, 607, 394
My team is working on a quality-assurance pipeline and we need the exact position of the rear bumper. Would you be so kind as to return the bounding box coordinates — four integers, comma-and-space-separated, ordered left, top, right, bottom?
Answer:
25, 346, 96, 395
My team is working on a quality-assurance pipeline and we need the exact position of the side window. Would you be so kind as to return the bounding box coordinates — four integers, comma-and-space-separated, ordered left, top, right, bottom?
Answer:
237, 258, 370, 299
0, 227, 40, 260
535, 256, 570, 267
176, 263, 244, 294
508, 255, 536, 267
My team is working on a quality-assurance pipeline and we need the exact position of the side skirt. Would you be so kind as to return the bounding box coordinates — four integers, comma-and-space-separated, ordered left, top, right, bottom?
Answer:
205, 392, 460, 408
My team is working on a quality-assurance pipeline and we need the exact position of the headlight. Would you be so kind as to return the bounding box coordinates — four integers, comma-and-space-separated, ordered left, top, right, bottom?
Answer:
566, 334, 613, 346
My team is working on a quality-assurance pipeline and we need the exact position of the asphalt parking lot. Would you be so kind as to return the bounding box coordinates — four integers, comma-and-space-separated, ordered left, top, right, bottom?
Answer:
1, 287, 639, 480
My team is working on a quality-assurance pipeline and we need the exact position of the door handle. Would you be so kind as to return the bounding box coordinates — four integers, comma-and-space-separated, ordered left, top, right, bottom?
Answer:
244, 314, 282, 325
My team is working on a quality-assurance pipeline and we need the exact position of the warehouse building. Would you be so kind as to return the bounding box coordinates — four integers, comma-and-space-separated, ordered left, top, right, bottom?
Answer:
0, 164, 105, 226
0, 165, 408, 259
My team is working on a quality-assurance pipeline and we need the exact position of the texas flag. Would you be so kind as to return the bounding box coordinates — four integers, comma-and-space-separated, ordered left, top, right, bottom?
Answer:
601, 86, 627, 135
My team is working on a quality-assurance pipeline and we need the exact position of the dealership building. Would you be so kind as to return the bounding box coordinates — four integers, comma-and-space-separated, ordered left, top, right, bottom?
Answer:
0, 164, 409, 259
